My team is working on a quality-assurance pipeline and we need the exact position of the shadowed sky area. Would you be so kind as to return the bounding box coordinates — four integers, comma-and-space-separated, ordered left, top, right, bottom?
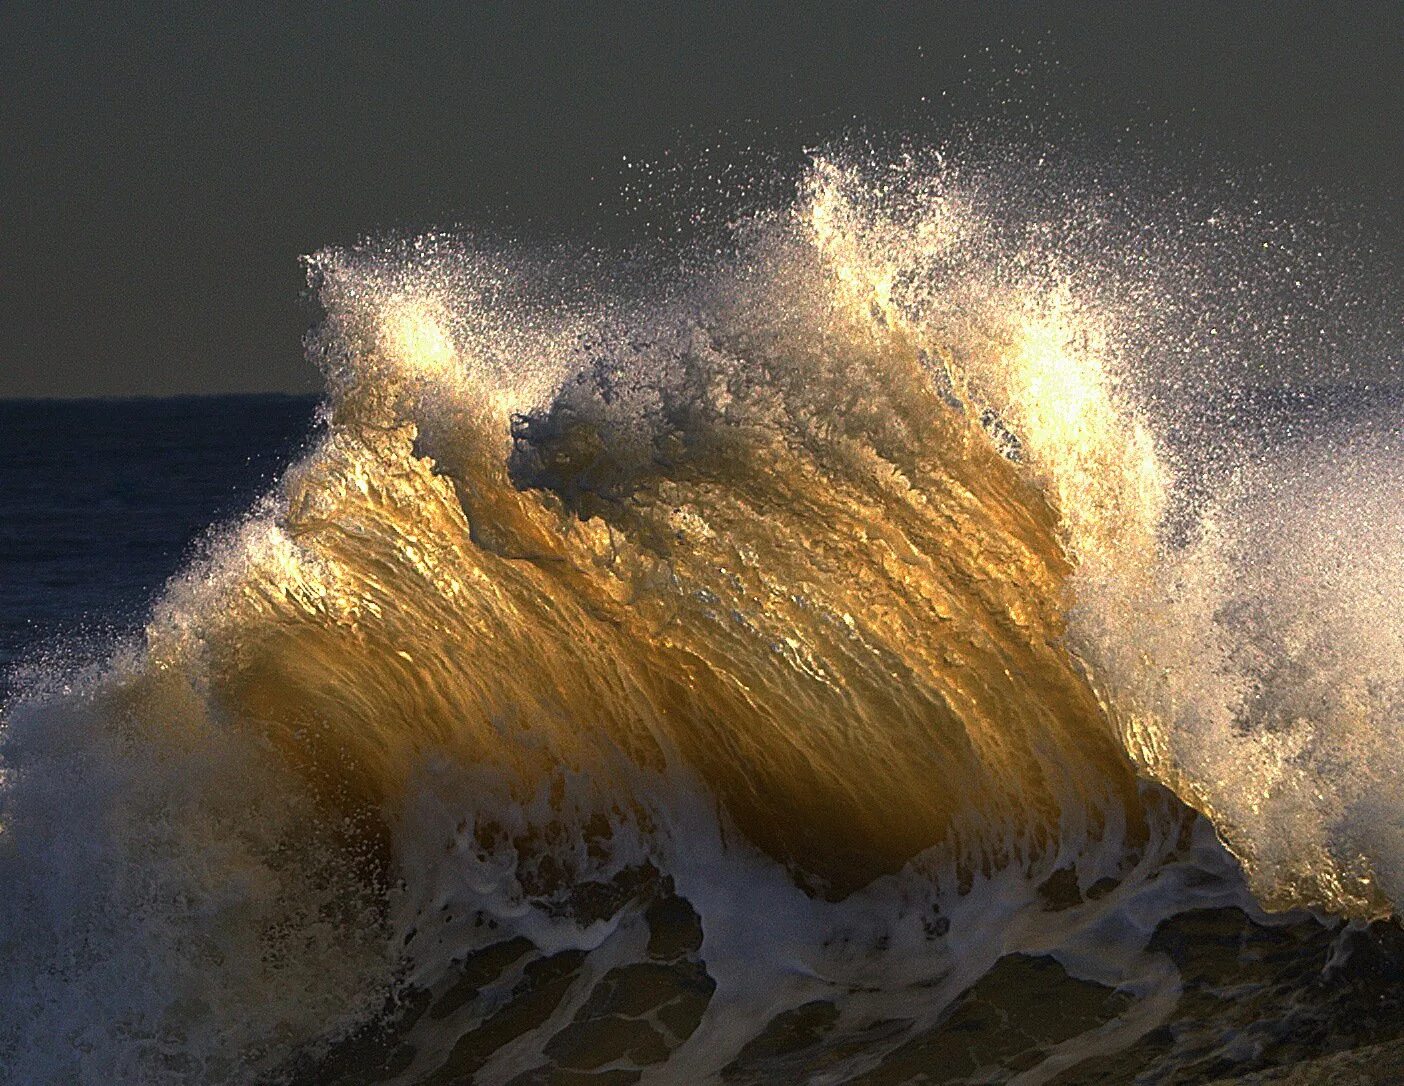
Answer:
2, 2, 1400, 399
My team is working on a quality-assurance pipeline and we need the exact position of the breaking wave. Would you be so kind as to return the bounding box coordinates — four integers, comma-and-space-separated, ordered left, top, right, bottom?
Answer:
0, 149, 1399, 1084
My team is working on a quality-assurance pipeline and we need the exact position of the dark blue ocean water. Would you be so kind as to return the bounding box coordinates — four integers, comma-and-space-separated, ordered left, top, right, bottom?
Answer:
0, 395, 319, 696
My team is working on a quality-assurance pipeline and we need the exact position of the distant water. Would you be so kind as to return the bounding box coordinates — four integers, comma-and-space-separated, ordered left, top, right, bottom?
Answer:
0, 395, 318, 690
0, 150, 1400, 1085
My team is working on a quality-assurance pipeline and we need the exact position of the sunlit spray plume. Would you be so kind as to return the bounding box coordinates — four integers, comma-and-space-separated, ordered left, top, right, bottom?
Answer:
384, 298, 459, 380
800, 156, 1168, 562
308, 234, 569, 436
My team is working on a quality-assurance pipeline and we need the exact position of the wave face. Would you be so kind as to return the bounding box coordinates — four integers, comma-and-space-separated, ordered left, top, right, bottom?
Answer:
1, 152, 1399, 1084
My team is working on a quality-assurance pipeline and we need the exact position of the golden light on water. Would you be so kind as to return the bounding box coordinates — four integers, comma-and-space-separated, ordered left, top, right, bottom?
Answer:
1013, 318, 1099, 451
382, 298, 459, 381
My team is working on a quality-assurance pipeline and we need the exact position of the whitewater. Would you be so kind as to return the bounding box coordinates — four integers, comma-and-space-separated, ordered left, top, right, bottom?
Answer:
0, 149, 1400, 1085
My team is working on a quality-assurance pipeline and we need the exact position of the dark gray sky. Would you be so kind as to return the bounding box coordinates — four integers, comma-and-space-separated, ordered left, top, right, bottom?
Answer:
2, 2, 1400, 399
